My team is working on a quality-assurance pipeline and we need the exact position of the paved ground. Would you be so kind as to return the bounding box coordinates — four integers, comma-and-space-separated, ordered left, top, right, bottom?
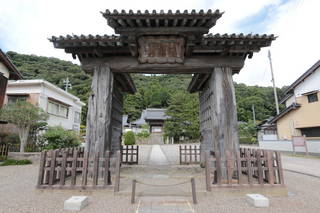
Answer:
1, 145, 320, 213
282, 154, 320, 177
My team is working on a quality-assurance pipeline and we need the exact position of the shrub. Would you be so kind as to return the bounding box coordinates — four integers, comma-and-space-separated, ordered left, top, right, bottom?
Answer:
0, 156, 6, 162
3, 134, 20, 145
239, 137, 252, 144
0, 159, 32, 166
136, 130, 150, 139
41, 126, 80, 150
124, 131, 136, 145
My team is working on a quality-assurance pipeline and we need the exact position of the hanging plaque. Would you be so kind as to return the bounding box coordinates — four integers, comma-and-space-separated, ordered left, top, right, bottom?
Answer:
138, 36, 185, 64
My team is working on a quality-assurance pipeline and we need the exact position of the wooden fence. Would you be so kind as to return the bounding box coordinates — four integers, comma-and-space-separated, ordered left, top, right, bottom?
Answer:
205, 148, 284, 190
0, 144, 9, 160
37, 147, 121, 191
179, 145, 201, 165
121, 145, 139, 164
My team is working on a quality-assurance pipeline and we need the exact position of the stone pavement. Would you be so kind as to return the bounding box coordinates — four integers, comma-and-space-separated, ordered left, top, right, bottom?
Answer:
148, 145, 170, 166
136, 197, 194, 213
127, 144, 197, 212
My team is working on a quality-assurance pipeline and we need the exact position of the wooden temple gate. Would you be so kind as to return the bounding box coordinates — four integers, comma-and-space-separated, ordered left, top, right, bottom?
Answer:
43, 9, 280, 189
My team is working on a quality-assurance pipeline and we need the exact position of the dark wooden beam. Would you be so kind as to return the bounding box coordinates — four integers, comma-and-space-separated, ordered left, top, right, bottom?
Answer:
81, 55, 244, 74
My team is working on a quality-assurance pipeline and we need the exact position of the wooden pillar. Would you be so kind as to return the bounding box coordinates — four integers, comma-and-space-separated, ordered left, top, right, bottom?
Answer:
110, 83, 124, 153
85, 64, 114, 159
210, 66, 239, 180
199, 86, 213, 166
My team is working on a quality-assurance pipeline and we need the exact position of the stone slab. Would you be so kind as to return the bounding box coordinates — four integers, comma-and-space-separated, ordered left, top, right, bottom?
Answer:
246, 194, 269, 207
64, 196, 89, 211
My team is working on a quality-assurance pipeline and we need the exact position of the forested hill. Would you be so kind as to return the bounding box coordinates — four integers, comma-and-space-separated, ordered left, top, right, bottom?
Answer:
6, 51, 286, 126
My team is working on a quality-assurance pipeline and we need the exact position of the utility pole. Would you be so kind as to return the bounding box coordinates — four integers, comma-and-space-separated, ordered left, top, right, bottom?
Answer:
252, 105, 256, 124
63, 77, 72, 92
268, 50, 280, 115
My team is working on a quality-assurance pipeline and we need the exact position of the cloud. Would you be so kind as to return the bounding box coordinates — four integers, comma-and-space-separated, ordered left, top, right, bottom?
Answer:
229, 0, 320, 87
1, 0, 319, 87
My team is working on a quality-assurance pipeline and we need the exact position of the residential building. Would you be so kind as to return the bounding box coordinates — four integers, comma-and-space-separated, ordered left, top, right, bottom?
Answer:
257, 118, 278, 141
270, 60, 320, 139
0, 49, 22, 109
3, 79, 85, 132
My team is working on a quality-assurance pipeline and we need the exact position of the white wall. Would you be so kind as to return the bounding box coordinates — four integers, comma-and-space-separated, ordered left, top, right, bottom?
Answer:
259, 140, 320, 154
262, 134, 278, 140
294, 67, 320, 97
6, 81, 83, 132
285, 95, 296, 107
0, 62, 10, 78
40, 83, 82, 132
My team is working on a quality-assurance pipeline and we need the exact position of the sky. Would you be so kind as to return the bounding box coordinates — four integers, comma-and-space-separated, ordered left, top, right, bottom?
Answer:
0, 0, 319, 87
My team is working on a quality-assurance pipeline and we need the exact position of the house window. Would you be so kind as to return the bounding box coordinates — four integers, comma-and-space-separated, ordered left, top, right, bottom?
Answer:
74, 111, 81, 124
307, 93, 318, 103
300, 127, 320, 137
7, 95, 27, 104
48, 100, 69, 118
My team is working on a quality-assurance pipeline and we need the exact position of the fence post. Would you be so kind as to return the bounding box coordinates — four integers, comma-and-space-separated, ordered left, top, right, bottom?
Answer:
131, 179, 136, 204
48, 150, 57, 186
114, 151, 121, 192
136, 146, 139, 164
191, 178, 197, 204
179, 146, 182, 165
37, 150, 47, 188
205, 152, 211, 191
104, 150, 111, 186
59, 151, 67, 186
71, 149, 78, 187
267, 151, 275, 185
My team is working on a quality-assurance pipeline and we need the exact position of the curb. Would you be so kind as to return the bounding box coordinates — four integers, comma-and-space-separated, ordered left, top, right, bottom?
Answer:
284, 169, 320, 179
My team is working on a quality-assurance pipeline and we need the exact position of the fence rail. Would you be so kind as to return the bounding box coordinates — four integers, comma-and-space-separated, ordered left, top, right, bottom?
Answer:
0, 144, 9, 160
179, 145, 200, 165
205, 148, 284, 190
37, 147, 121, 191
121, 145, 139, 164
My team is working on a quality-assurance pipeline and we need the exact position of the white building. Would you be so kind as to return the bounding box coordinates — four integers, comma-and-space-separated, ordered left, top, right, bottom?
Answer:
4, 79, 85, 132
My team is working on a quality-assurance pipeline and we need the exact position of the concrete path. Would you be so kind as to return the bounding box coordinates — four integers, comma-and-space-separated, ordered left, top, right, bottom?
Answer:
148, 145, 169, 166
282, 155, 320, 177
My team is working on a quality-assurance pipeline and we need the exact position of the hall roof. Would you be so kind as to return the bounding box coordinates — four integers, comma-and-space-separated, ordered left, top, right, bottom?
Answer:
50, 33, 275, 60
102, 9, 223, 32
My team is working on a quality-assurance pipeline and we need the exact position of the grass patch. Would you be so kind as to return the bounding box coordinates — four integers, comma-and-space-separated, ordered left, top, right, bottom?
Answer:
0, 159, 32, 166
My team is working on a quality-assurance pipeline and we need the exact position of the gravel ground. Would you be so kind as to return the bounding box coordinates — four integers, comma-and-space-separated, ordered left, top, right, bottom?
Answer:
1, 164, 320, 213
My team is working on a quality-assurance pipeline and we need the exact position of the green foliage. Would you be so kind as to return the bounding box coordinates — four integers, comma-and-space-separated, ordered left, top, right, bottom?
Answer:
235, 83, 286, 122
124, 131, 136, 145
0, 159, 32, 166
0, 101, 48, 152
2, 134, 20, 145
28, 121, 48, 144
238, 121, 258, 144
0, 156, 6, 162
164, 91, 200, 142
41, 126, 80, 150
0, 101, 48, 128
136, 130, 150, 139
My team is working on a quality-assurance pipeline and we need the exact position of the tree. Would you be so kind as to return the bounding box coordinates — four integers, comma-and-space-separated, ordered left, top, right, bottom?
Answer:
164, 91, 200, 142
0, 101, 48, 152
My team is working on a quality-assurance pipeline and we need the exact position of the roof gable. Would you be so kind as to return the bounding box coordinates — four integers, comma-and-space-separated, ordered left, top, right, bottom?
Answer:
0, 49, 23, 80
